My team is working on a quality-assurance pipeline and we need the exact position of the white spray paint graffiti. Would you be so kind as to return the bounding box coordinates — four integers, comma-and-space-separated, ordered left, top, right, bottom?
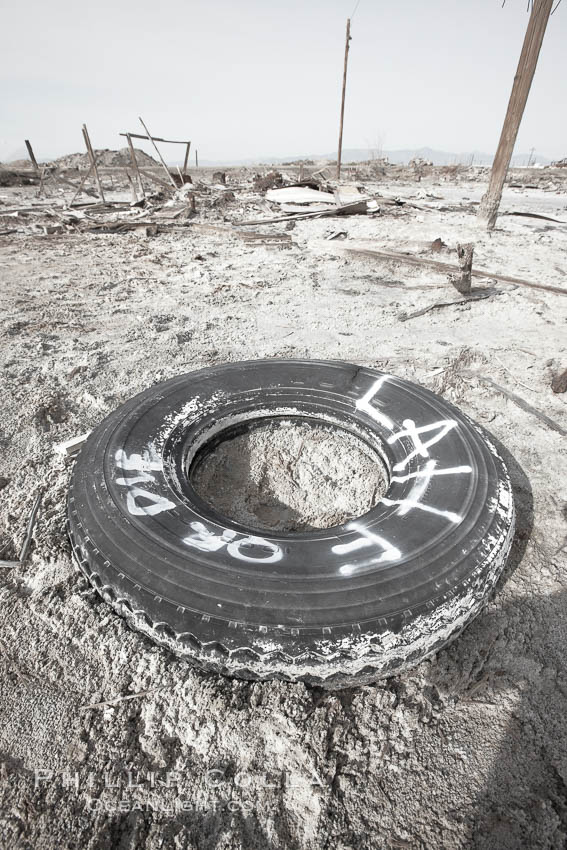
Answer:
184, 521, 282, 564
332, 522, 401, 576
382, 459, 469, 523
116, 446, 282, 562
113, 377, 474, 575
387, 419, 457, 471
390, 465, 473, 483
355, 376, 394, 430
115, 447, 176, 517
342, 377, 475, 574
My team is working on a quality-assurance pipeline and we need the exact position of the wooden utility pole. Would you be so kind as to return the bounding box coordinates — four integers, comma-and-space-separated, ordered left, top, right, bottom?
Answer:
82, 124, 106, 203
336, 18, 351, 181
478, 0, 553, 229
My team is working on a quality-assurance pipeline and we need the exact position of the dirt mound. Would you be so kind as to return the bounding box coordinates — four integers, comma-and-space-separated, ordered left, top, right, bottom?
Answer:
6, 159, 35, 170
51, 148, 160, 170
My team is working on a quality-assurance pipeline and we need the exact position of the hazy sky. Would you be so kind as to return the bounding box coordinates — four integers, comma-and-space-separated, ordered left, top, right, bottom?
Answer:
1, 0, 565, 163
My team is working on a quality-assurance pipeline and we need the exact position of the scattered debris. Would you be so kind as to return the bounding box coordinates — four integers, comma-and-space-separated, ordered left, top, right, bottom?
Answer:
55, 433, 91, 456
252, 171, 284, 191
240, 198, 379, 226
399, 290, 492, 322
19, 490, 43, 563
80, 688, 161, 712
264, 184, 379, 217
551, 367, 567, 394
333, 185, 368, 209
430, 237, 447, 253
1, 490, 44, 568
212, 171, 227, 184
267, 186, 336, 206
502, 210, 567, 224
461, 371, 567, 438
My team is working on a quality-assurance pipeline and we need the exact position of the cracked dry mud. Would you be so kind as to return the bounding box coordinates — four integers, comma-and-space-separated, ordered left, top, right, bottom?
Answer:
0, 173, 566, 849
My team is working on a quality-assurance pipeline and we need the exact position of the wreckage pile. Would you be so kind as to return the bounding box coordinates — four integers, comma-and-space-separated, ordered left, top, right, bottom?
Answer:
0, 162, 407, 239
2, 154, 567, 310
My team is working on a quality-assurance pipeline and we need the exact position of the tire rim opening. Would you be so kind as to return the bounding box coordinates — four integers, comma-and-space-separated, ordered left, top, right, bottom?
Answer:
189, 417, 389, 533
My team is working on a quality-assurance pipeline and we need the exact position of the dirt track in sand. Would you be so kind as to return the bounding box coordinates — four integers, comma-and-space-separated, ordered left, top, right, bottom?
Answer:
0, 171, 566, 849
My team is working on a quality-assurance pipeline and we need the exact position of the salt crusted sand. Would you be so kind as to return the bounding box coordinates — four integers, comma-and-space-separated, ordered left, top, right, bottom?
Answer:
0, 168, 566, 849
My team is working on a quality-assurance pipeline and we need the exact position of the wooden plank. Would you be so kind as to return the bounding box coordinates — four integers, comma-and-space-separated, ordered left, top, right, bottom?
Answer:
344, 246, 567, 296
137, 168, 174, 191
69, 161, 95, 206
49, 170, 81, 192
82, 124, 105, 203
119, 132, 190, 145
125, 170, 138, 203
478, 0, 553, 229
138, 117, 177, 188
462, 371, 567, 438
55, 432, 90, 456
239, 199, 372, 226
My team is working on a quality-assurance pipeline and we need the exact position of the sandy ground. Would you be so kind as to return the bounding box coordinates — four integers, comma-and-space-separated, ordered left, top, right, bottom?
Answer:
0, 170, 567, 849
192, 420, 387, 532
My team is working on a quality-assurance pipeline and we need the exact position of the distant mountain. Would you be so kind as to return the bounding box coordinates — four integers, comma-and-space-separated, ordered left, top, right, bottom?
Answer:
3, 143, 553, 169
177, 146, 552, 168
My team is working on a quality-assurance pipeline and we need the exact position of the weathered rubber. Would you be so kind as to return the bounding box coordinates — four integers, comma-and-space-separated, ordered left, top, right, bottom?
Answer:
67, 359, 515, 688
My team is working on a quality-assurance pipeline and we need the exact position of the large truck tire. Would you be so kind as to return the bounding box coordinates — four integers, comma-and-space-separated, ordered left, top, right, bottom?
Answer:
67, 360, 515, 688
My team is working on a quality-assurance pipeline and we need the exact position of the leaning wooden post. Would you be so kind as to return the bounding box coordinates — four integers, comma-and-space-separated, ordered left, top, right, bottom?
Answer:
126, 133, 145, 199
38, 166, 48, 199
195, 149, 198, 168
82, 124, 106, 203
336, 18, 351, 181
478, 0, 553, 230
125, 170, 138, 204
24, 140, 40, 175
182, 142, 191, 176
69, 161, 95, 206
138, 116, 178, 189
